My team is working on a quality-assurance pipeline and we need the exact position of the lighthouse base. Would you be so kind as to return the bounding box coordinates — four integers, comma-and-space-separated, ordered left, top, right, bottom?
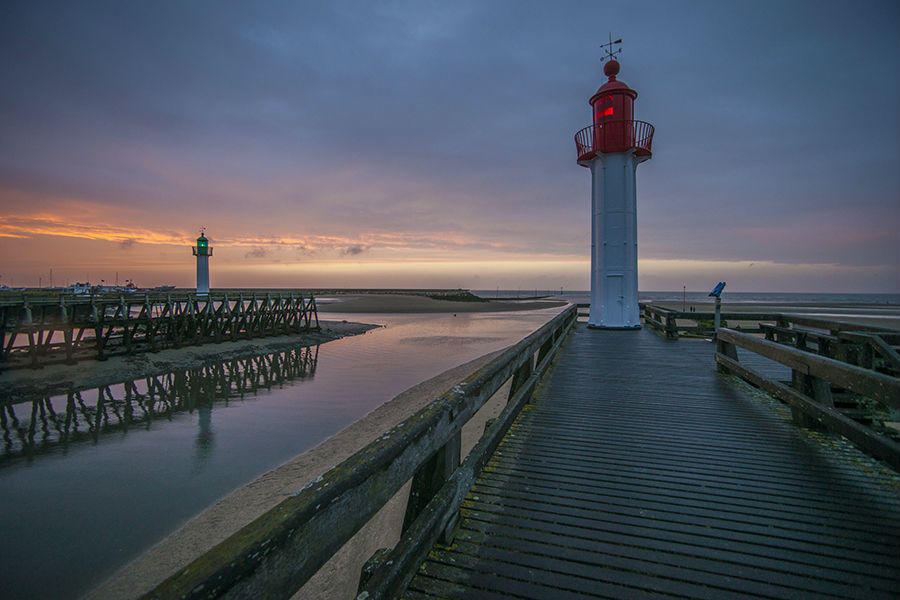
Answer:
587, 323, 642, 330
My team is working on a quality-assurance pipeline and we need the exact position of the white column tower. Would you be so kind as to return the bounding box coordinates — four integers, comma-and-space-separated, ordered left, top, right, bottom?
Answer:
192, 229, 213, 295
574, 54, 653, 329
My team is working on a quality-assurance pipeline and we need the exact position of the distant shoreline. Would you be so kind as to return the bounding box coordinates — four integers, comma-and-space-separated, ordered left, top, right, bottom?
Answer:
317, 293, 567, 313
648, 300, 900, 330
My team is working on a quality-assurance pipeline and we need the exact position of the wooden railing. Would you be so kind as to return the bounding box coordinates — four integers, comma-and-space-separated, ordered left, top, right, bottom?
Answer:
640, 303, 782, 339
640, 303, 900, 376
0, 292, 319, 369
142, 305, 577, 600
715, 327, 900, 470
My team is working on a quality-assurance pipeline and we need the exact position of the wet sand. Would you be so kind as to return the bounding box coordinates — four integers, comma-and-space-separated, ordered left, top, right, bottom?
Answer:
317, 293, 566, 313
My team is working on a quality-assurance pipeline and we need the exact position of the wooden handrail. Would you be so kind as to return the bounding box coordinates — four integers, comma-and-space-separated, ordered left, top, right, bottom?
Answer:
359, 304, 577, 599
142, 305, 577, 600
837, 331, 900, 371
717, 328, 899, 407
639, 302, 897, 342
715, 327, 900, 470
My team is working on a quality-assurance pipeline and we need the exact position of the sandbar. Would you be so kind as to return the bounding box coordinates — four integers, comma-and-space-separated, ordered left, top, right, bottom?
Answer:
317, 293, 566, 313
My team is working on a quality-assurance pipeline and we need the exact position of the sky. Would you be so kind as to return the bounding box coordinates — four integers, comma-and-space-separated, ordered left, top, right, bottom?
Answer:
1, 0, 898, 293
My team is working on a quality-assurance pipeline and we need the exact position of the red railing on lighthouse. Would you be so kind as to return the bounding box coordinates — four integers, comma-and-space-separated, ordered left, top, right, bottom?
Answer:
574, 120, 654, 163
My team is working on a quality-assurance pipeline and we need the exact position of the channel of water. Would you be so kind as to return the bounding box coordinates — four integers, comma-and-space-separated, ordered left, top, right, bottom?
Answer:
0, 307, 562, 599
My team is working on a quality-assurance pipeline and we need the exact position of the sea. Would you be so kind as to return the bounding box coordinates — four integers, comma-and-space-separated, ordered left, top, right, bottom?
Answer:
474, 290, 900, 306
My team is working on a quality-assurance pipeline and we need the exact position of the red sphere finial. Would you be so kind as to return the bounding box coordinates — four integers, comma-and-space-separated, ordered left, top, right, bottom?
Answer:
604, 59, 620, 79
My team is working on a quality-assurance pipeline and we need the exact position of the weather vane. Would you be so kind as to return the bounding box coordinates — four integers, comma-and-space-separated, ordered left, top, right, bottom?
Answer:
200, 225, 206, 235
600, 33, 622, 64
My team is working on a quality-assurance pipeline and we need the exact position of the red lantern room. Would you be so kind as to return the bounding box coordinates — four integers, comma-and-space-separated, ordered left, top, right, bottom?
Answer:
590, 60, 635, 151
575, 59, 654, 164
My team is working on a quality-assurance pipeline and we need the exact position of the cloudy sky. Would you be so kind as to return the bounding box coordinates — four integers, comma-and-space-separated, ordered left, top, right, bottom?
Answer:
1, 0, 898, 292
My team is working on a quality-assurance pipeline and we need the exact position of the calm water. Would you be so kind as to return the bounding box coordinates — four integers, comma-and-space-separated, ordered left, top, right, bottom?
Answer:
0, 308, 563, 599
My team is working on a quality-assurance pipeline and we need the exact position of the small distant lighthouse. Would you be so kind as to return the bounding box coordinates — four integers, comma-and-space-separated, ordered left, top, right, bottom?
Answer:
574, 39, 653, 329
192, 229, 213, 295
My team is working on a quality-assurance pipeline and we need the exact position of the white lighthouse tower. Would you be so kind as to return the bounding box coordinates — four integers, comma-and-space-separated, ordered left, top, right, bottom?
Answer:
574, 44, 653, 328
192, 229, 213, 295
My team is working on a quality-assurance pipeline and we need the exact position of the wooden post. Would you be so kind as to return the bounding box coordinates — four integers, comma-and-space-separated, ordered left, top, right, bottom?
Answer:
90, 298, 108, 361
402, 431, 461, 540
60, 297, 74, 364
535, 337, 553, 365
508, 356, 533, 401
791, 371, 834, 430
665, 313, 678, 339
358, 548, 392, 594
795, 330, 808, 352
23, 298, 39, 368
716, 337, 738, 373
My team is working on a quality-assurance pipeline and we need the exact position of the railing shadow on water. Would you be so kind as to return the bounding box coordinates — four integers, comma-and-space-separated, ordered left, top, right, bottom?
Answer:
140, 304, 578, 600
0, 345, 319, 464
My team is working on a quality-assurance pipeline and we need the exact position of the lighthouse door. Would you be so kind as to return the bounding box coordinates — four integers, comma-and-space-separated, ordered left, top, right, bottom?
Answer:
605, 274, 625, 325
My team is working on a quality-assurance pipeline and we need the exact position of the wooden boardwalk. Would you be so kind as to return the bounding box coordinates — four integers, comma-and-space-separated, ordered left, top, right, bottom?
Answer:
404, 324, 900, 599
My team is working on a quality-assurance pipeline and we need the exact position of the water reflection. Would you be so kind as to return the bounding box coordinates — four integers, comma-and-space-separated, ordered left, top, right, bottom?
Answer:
0, 309, 564, 600
0, 345, 319, 464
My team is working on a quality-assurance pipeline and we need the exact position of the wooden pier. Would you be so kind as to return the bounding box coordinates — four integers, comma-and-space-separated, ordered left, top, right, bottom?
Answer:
0, 291, 318, 370
404, 325, 900, 599
140, 306, 900, 600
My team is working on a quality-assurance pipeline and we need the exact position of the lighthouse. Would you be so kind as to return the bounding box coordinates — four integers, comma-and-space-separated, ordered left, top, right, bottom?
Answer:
574, 45, 653, 329
192, 230, 213, 295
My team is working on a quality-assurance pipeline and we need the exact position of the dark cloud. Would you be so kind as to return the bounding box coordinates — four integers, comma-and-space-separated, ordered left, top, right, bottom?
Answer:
342, 245, 368, 256
245, 247, 269, 259
119, 238, 137, 249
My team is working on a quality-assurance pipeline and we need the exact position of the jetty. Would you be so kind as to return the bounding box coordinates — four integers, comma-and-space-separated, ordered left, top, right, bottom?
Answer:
138, 304, 900, 600
0, 291, 318, 369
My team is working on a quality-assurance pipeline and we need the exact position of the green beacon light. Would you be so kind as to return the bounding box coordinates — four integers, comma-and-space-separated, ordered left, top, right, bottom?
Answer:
193, 233, 211, 256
